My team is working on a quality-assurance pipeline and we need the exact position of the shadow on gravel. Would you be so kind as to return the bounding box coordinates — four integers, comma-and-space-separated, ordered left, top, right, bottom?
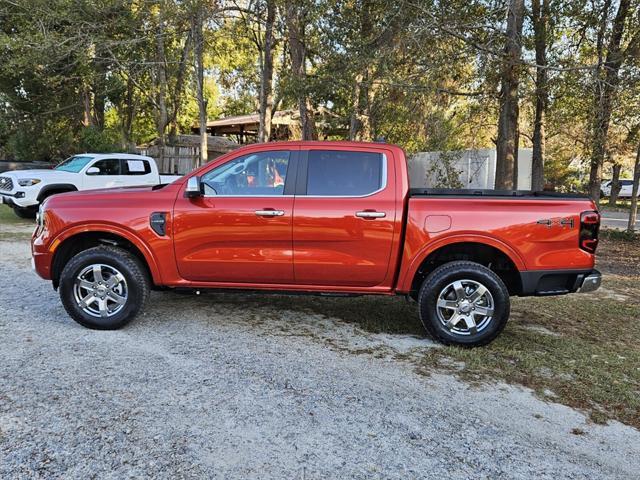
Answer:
161, 290, 426, 337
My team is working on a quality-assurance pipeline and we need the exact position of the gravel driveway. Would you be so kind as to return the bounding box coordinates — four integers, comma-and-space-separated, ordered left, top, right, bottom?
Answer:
1, 224, 639, 479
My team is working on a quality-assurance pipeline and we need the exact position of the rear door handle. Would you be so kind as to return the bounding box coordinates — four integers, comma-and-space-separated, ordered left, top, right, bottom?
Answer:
355, 211, 386, 219
255, 209, 285, 217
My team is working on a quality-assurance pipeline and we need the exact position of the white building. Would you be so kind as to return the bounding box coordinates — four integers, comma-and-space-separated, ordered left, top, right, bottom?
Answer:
408, 148, 533, 190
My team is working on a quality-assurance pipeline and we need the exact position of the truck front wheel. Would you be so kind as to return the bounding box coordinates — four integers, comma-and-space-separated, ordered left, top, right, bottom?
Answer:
417, 261, 510, 347
59, 246, 150, 330
13, 206, 37, 219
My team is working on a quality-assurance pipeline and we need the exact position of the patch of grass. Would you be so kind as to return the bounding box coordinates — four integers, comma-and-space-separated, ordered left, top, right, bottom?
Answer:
0, 205, 32, 226
599, 199, 632, 212
0, 231, 31, 242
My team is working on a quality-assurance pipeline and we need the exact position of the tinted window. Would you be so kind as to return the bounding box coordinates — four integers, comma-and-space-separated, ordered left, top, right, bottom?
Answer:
89, 158, 121, 175
201, 151, 290, 196
122, 159, 152, 175
621, 180, 633, 186
306, 150, 384, 196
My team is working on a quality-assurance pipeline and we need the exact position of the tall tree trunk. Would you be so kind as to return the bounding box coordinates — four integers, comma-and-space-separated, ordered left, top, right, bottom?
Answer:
155, 14, 169, 171
285, 2, 317, 140
258, 0, 276, 143
495, 0, 525, 190
349, 73, 364, 140
168, 30, 193, 141
194, 6, 208, 167
349, 1, 375, 142
588, 0, 631, 202
608, 163, 622, 205
628, 143, 640, 233
531, 0, 548, 191
121, 75, 136, 151
81, 85, 93, 128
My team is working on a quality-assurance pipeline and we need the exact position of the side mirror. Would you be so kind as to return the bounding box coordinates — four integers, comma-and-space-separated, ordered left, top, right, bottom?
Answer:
86, 166, 100, 175
185, 176, 202, 198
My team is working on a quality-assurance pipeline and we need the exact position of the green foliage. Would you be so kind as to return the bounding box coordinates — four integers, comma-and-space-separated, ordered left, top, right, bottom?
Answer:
78, 127, 122, 154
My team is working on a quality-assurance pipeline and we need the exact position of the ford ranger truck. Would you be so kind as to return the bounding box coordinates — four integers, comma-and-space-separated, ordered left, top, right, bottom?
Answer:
31, 141, 602, 346
0, 153, 180, 218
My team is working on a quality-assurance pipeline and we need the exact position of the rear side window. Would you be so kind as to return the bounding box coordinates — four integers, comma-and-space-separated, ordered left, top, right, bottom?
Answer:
89, 158, 121, 175
306, 150, 385, 196
122, 159, 151, 175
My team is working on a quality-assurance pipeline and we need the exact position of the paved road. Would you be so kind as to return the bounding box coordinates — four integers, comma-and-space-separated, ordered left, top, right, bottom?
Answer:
1, 225, 639, 479
601, 210, 639, 231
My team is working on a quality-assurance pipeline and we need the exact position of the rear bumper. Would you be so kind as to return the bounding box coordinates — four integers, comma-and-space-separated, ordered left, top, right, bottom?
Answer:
519, 269, 601, 296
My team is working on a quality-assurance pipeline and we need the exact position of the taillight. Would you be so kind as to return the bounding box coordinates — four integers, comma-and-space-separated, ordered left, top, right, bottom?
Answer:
579, 211, 600, 253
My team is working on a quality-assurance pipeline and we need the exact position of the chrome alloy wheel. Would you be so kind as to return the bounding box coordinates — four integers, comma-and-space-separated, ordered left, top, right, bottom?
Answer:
435, 279, 494, 336
73, 264, 128, 318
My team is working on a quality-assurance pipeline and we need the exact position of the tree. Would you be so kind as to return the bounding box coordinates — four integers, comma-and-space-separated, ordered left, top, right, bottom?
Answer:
193, 2, 209, 166
629, 143, 640, 232
587, 0, 633, 202
258, 0, 276, 142
495, 0, 525, 190
284, 1, 316, 140
531, 0, 550, 191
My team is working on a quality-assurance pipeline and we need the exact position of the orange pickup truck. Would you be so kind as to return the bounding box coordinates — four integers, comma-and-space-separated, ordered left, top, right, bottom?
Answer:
31, 141, 601, 346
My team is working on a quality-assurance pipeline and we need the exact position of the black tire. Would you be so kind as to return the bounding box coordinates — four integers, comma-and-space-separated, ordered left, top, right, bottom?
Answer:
417, 261, 510, 347
13, 206, 37, 219
59, 246, 150, 330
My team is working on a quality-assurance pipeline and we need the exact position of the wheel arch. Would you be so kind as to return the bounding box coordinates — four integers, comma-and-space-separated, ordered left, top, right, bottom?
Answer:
403, 237, 524, 297
50, 226, 161, 289
37, 183, 78, 203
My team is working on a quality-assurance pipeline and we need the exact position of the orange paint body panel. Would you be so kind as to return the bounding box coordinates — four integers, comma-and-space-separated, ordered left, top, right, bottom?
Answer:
31, 141, 598, 297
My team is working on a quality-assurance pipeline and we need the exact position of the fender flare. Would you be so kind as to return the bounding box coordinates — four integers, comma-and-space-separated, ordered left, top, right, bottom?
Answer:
37, 183, 78, 202
50, 222, 163, 285
399, 233, 526, 292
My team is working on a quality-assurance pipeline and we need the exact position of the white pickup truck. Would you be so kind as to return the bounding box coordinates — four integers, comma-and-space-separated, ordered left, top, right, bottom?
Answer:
0, 153, 181, 218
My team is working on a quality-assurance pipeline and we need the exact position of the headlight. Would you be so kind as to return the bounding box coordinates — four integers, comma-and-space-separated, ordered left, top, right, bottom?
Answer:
36, 204, 45, 229
18, 178, 41, 186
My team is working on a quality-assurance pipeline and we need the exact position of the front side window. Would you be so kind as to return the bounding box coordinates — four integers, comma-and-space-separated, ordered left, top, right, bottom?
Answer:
88, 158, 121, 175
55, 155, 95, 173
306, 150, 384, 196
201, 151, 290, 196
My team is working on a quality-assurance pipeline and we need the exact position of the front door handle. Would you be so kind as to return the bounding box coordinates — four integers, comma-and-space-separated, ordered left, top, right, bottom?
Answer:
255, 209, 285, 217
355, 211, 386, 219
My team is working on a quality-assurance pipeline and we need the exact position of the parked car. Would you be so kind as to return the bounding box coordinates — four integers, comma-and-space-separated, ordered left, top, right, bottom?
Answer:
600, 179, 639, 198
0, 153, 180, 218
31, 141, 602, 346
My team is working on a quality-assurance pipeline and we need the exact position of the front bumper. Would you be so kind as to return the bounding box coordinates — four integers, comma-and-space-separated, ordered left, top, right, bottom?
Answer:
519, 269, 602, 296
0, 191, 37, 208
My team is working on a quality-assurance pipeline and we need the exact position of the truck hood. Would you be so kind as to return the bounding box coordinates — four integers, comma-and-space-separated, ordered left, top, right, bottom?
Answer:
0, 169, 77, 182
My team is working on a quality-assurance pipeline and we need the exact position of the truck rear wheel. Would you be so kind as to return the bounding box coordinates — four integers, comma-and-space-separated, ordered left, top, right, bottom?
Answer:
417, 261, 510, 347
59, 246, 150, 330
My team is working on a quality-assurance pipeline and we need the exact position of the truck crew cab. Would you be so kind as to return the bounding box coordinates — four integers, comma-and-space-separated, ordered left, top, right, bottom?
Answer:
31, 142, 601, 346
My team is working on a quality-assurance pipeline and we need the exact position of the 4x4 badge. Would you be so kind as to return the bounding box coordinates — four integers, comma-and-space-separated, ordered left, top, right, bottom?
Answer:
536, 217, 574, 228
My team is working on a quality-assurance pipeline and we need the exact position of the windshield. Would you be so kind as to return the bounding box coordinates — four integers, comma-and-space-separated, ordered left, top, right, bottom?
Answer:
55, 155, 95, 173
